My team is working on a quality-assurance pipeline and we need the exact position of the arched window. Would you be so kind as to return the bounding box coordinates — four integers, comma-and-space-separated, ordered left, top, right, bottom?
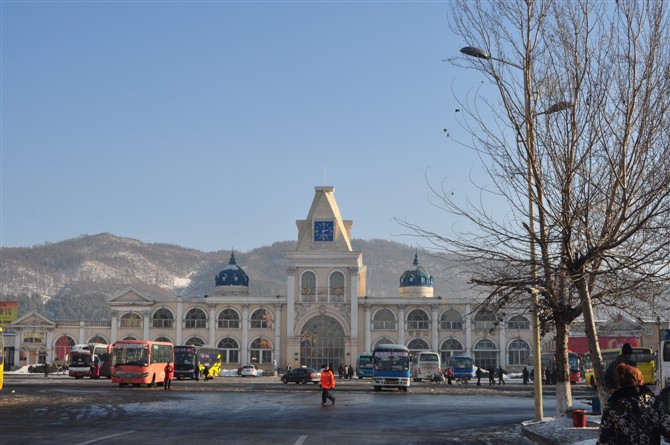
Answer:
88, 335, 107, 344
474, 310, 497, 331
301, 271, 317, 302
373, 338, 394, 348
439, 338, 464, 364
120, 313, 142, 328
329, 271, 345, 302
406, 309, 429, 331
155, 336, 171, 343
440, 309, 463, 330
152, 308, 174, 328
250, 309, 273, 329
473, 339, 498, 370
185, 337, 205, 347
408, 338, 430, 353
372, 309, 396, 330
218, 309, 240, 329
250, 338, 273, 364
55, 336, 74, 362
507, 315, 530, 330
185, 308, 207, 329
217, 337, 240, 364
508, 338, 530, 366
300, 316, 345, 370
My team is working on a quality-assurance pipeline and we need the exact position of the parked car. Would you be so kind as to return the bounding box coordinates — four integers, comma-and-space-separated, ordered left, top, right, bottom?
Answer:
240, 364, 258, 377
281, 367, 321, 384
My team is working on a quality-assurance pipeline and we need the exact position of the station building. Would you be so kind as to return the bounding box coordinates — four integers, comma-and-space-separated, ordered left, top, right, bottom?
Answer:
7, 186, 655, 373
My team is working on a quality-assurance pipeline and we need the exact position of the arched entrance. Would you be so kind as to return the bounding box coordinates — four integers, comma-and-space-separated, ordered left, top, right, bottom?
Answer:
299, 315, 345, 369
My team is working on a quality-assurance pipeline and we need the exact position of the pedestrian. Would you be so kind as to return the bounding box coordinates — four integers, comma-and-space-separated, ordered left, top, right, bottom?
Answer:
203, 365, 211, 381
545, 367, 552, 385
498, 366, 505, 385
90, 360, 100, 379
604, 343, 637, 393
338, 364, 344, 379
343, 364, 349, 378
488, 366, 495, 385
446, 367, 454, 385
44, 362, 49, 378
164, 361, 174, 390
522, 367, 529, 385
348, 365, 354, 379
320, 363, 336, 406
287, 364, 292, 372
476, 367, 482, 386
597, 362, 670, 444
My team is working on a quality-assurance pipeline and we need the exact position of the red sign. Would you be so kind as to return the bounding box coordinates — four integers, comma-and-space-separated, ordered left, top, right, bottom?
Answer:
568, 336, 640, 355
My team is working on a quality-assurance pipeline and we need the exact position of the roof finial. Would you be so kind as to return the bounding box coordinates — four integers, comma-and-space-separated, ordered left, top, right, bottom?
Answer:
413, 250, 419, 267
229, 250, 237, 265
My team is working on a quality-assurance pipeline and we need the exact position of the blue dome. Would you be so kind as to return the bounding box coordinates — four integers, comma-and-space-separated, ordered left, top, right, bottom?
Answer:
399, 253, 433, 288
215, 252, 249, 287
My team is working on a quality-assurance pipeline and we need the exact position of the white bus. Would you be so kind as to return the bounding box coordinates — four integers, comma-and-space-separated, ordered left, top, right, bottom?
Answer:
659, 329, 670, 390
410, 351, 441, 382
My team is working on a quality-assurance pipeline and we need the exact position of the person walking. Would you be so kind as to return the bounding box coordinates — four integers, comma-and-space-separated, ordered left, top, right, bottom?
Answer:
522, 367, 529, 385
488, 366, 495, 386
445, 367, 454, 385
338, 364, 344, 379
598, 362, 670, 444
604, 343, 637, 392
347, 365, 354, 379
320, 363, 336, 406
476, 367, 482, 386
164, 361, 174, 390
498, 366, 505, 385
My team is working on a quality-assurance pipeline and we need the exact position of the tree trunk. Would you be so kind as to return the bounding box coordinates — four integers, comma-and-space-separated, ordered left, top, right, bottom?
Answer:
576, 278, 609, 404
554, 319, 573, 417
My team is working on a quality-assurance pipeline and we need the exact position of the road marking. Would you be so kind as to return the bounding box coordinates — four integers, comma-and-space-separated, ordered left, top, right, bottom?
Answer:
75, 431, 134, 445
294, 435, 307, 445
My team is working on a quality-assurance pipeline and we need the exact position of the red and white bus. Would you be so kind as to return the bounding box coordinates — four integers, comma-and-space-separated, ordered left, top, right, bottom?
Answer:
69, 343, 112, 379
111, 340, 173, 388
541, 351, 583, 384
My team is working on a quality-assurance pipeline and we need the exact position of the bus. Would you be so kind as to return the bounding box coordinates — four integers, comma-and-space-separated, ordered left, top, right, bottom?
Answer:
410, 351, 441, 382
197, 347, 223, 379
660, 330, 670, 390
541, 351, 583, 384
111, 340, 173, 388
372, 344, 411, 391
447, 355, 475, 382
356, 353, 374, 379
68, 343, 112, 379
174, 345, 199, 380
0, 327, 4, 390
584, 347, 656, 387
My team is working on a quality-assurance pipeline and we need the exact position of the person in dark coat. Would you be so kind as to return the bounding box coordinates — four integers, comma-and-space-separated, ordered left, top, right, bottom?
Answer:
522, 367, 529, 385
475, 367, 482, 386
498, 367, 505, 385
597, 362, 670, 445
488, 366, 495, 385
347, 365, 354, 379
604, 343, 637, 393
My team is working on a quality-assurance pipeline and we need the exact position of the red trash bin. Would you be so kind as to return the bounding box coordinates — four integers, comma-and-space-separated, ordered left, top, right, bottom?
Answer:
572, 409, 587, 428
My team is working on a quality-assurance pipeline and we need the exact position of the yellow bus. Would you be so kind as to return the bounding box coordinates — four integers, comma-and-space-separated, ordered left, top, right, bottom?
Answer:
584, 347, 656, 387
0, 327, 4, 390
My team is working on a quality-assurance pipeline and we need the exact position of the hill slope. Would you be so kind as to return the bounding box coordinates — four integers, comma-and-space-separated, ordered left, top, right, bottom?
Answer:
0, 234, 471, 320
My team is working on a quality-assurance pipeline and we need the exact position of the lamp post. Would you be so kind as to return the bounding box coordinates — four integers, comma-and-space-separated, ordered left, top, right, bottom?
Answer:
460, 46, 572, 421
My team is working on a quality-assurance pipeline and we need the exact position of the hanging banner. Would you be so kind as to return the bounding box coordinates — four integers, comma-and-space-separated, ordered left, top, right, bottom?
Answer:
0, 301, 19, 328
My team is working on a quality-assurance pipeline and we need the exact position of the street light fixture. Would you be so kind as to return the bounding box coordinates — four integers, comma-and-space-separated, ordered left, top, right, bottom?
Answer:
460, 45, 572, 421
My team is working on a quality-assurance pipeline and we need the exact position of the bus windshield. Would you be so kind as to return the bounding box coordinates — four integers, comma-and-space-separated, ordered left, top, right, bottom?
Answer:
113, 344, 149, 367
451, 356, 473, 367
374, 350, 410, 371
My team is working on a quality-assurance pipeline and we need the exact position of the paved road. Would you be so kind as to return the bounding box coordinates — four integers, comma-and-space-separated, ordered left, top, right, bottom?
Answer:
1, 374, 589, 444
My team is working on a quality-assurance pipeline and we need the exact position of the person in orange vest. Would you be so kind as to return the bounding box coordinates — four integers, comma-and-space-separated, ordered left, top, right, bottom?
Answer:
320, 363, 336, 406
164, 361, 174, 390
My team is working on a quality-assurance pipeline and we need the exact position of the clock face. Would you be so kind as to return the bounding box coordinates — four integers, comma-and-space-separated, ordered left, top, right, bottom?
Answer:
314, 221, 334, 241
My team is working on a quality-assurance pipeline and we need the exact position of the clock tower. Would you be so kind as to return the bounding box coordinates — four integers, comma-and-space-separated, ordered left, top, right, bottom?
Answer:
285, 186, 367, 369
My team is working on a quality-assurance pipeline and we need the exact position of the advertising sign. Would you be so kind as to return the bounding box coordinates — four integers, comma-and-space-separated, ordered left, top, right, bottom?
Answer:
0, 301, 19, 328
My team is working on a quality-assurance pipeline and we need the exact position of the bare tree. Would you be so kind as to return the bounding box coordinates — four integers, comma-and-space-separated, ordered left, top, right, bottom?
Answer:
402, 0, 670, 417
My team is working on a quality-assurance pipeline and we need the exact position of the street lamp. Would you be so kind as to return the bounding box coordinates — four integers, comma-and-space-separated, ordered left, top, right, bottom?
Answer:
460, 45, 571, 421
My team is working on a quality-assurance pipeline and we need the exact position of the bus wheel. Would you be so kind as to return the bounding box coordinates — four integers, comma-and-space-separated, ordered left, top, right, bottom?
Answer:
119, 383, 127, 388
374, 386, 381, 392
132, 383, 141, 387
402, 387, 408, 392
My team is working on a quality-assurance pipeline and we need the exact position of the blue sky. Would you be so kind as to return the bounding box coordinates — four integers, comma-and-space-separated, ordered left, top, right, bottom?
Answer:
1, 1, 489, 253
